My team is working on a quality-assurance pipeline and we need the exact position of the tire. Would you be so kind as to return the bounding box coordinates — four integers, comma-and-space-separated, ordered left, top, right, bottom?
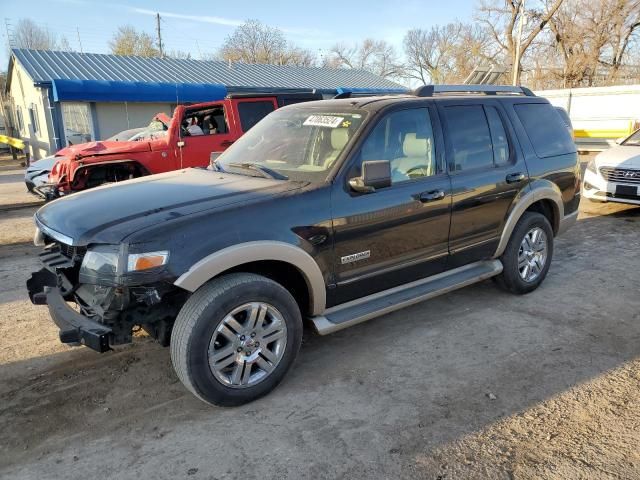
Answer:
170, 273, 303, 406
494, 212, 554, 295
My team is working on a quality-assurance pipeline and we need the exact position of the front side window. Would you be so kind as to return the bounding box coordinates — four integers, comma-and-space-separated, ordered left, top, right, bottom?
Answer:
238, 101, 276, 132
217, 108, 367, 182
183, 105, 228, 136
444, 105, 493, 172
358, 108, 436, 184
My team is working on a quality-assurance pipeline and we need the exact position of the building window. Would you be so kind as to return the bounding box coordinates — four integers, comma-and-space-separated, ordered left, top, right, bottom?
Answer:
16, 106, 24, 133
29, 103, 40, 135
61, 102, 92, 146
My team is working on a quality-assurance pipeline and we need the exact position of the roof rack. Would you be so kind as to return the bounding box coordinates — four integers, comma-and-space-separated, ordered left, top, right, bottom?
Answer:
412, 84, 535, 97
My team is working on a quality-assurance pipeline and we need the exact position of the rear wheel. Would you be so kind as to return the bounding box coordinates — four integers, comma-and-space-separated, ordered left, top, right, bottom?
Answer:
495, 212, 554, 294
170, 273, 302, 406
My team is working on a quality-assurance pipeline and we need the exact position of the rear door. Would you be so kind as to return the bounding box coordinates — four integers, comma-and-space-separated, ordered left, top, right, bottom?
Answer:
177, 103, 236, 168
438, 100, 528, 266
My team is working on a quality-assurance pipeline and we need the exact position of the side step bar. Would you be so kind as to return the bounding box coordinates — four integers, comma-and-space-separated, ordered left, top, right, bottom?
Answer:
312, 260, 503, 335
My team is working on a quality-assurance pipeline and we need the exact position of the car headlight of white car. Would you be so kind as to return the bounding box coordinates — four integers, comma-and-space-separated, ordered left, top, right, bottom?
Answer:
586, 159, 597, 174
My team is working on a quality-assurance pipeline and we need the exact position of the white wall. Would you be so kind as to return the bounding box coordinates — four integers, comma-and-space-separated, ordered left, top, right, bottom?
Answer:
535, 85, 640, 138
94, 102, 174, 140
7, 62, 56, 160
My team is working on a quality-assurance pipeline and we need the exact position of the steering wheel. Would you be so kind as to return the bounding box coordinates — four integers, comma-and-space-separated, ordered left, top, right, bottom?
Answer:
405, 165, 430, 178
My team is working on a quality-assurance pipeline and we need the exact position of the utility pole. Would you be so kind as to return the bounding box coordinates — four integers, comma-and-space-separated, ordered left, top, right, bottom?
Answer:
512, 0, 526, 86
156, 13, 164, 57
76, 27, 83, 53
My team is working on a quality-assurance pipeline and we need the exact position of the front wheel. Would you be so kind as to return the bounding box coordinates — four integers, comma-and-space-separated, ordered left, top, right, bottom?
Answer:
170, 273, 303, 406
495, 212, 554, 294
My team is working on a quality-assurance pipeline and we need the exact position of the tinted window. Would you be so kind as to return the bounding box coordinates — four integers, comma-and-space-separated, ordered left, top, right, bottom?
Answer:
359, 108, 436, 184
238, 101, 276, 132
444, 105, 493, 171
485, 106, 510, 166
514, 103, 576, 158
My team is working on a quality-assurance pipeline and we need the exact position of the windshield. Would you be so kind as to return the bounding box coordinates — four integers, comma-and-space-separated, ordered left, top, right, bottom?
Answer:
217, 108, 367, 182
622, 129, 640, 146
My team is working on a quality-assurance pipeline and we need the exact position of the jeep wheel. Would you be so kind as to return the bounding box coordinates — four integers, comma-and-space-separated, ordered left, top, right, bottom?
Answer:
495, 211, 554, 295
170, 273, 303, 406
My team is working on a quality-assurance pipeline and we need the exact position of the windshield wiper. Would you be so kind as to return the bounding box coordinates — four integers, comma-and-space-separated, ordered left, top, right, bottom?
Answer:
226, 162, 288, 180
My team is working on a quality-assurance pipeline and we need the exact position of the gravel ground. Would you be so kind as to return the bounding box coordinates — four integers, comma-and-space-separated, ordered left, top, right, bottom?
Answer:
1, 156, 639, 479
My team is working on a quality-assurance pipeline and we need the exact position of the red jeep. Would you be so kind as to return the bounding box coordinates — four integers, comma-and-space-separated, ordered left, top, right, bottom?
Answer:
40, 92, 321, 199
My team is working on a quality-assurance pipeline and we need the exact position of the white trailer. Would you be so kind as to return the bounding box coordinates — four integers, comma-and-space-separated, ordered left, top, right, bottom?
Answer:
535, 84, 640, 151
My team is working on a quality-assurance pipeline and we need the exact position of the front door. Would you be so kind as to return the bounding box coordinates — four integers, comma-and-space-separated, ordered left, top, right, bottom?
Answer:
437, 100, 529, 266
176, 103, 236, 169
329, 106, 452, 306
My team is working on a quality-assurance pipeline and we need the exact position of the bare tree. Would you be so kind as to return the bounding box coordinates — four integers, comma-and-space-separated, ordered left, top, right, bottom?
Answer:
12, 19, 71, 51
109, 25, 160, 57
476, 0, 565, 83
403, 22, 498, 84
536, 0, 640, 87
325, 39, 403, 79
218, 20, 316, 66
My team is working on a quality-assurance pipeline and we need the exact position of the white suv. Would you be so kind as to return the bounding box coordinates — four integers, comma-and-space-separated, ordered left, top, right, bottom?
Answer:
583, 129, 640, 205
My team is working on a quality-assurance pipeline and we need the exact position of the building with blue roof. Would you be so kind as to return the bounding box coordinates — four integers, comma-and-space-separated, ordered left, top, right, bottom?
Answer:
5, 48, 406, 159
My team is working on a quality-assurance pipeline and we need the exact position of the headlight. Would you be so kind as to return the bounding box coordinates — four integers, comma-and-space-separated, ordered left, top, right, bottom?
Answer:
80, 246, 120, 279
586, 159, 597, 174
127, 251, 169, 272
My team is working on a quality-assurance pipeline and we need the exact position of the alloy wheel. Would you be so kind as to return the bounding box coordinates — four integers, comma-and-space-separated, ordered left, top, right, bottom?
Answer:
518, 227, 548, 282
208, 302, 288, 388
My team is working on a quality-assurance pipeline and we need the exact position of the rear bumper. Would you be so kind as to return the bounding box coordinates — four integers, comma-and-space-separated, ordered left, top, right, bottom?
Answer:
26, 269, 112, 352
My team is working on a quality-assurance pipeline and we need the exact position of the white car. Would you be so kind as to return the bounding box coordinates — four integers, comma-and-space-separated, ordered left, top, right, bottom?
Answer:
583, 129, 640, 205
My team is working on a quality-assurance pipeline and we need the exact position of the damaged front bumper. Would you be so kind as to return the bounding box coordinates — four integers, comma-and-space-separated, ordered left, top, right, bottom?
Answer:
27, 268, 112, 352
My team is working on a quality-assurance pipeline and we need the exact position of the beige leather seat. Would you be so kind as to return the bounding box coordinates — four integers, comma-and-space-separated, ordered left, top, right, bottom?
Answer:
392, 133, 433, 178
322, 129, 349, 168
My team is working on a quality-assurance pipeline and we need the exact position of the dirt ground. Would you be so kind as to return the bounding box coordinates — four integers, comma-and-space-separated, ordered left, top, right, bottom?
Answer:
1, 155, 639, 479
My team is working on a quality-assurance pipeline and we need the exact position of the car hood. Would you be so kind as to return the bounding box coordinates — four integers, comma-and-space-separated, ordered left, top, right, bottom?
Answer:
26, 155, 57, 173
36, 168, 304, 245
595, 145, 640, 168
57, 140, 151, 159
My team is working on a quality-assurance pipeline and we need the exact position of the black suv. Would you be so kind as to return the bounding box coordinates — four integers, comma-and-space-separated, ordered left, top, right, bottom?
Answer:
27, 85, 580, 406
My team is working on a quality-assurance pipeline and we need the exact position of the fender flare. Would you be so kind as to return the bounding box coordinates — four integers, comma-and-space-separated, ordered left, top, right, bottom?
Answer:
174, 241, 326, 315
493, 181, 564, 259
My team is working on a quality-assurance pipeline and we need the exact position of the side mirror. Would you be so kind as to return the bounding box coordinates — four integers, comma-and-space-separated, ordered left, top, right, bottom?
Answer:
349, 160, 391, 193
210, 151, 223, 169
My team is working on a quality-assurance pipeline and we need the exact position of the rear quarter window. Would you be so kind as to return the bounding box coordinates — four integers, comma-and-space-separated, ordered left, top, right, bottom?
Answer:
514, 103, 576, 158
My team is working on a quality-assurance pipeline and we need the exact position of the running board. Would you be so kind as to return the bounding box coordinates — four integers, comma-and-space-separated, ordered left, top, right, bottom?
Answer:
312, 260, 503, 335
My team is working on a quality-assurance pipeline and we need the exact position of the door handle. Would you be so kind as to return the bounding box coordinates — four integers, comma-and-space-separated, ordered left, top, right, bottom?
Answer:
419, 190, 445, 202
221, 140, 235, 147
506, 172, 526, 184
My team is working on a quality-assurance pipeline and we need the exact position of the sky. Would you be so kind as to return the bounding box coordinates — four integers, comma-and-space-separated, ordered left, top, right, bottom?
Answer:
1, 0, 476, 69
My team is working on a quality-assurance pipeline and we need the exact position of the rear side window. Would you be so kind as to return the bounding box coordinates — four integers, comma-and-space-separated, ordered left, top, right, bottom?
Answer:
485, 106, 510, 166
444, 105, 493, 172
514, 103, 576, 158
238, 101, 276, 132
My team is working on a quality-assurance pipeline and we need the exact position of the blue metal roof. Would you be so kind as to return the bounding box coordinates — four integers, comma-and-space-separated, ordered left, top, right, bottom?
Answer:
10, 49, 406, 92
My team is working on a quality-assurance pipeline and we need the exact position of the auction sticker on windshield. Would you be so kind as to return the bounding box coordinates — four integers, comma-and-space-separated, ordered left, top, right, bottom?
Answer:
303, 115, 345, 128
